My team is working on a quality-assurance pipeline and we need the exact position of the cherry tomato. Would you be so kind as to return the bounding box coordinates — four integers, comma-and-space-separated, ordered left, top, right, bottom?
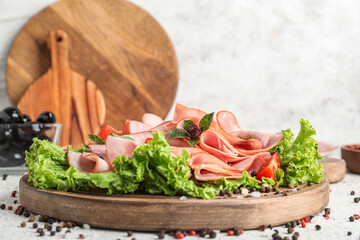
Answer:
99, 125, 120, 140
256, 152, 280, 181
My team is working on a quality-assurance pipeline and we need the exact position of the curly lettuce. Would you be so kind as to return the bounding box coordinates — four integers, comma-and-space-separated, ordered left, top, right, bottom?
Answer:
270, 118, 324, 186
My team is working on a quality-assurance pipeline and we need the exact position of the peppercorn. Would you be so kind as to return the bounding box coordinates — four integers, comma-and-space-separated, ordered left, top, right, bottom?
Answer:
11, 191, 16, 197
233, 188, 240, 194
56, 226, 62, 232
79, 234, 85, 239
33, 223, 38, 228
294, 232, 299, 237
285, 222, 290, 228
296, 220, 300, 225
51, 231, 55, 236
307, 182, 313, 186
39, 231, 45, 236
18, 209, 24, 216
267, 225, 272, 229
47, 225, 52, 231
227, 230, 234, 236
199, 229, 207, 237
309, 216, 314, 220
65, 230, 71, 233
265, 187, 271, 193
37, 228, 44, 233
251, 171, 257, 177
315, 225, 321, 230
272, 233, 279, 240
0, 204, 5, 209
291, 221, 296, 228
20, 221, 26, 227
288, 227, 294, 233
275, 191, 281, 195
234, 228, 240, 236
189, 230, 196, 236
354, 197, 359, 203
7, 206, 12, 210
28, 217, 35, 222
2, 174, 8, 180
127, 231, 133, 237
324, 208, 331, 215
349, 216, 355, 222
250, 187, 256, 192
13, 200, 17, 204
219, 190, 226, 196
44, 223, 49, 229
292, 234, 298, 240
260, 187, 265, 193
348, 231, 352, 236
283, 237, 290, 240
209, 231, 216, 238
351, 191, 355, 195
131, 238, 136, 240
158, 230, 165, 239
259, 225, 266, 231
66, 222, 72, 228
283, 192, 288, 196
47, 217, 54, 224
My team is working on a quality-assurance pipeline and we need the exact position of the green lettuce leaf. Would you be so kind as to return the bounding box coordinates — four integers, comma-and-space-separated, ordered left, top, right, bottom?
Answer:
270, 118, 324, 186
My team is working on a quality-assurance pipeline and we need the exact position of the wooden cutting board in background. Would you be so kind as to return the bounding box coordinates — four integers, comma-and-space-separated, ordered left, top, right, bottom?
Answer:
6, 0, 178, 145
17, 29, 106, 147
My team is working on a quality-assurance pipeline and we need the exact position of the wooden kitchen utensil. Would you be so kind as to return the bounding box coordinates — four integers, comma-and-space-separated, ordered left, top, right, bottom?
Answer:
17, 30, 105, 146
6, 0, 178, 134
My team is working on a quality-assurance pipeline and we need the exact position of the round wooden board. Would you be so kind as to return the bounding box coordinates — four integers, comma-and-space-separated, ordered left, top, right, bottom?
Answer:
19, 175, 330, 231
319, 158, 346, 183
6, 0, 178, 129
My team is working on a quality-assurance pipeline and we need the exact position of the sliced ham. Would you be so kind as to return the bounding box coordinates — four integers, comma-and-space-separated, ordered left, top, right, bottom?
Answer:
190, 152, 243, 181
232, 152, 270, 172
122, 120, 153, 134
170, 147, 204, 158
106, 136, 137, 163
142, 113, 163, 127
199, 130, 252, 163
166, 138, 191, 147
150, 120, 177, 132
216, 111, 241, 132
173, 103, 207, 122
247, 152, 270, 173
67, 151, 113, 174
89, 144, 108, 160
123, 132, 154, 145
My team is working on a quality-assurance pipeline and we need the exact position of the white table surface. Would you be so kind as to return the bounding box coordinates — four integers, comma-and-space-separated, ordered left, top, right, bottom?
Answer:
1, 166, 360, 240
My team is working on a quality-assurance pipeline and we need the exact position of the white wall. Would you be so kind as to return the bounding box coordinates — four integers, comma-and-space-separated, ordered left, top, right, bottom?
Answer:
0, 0, 359, 147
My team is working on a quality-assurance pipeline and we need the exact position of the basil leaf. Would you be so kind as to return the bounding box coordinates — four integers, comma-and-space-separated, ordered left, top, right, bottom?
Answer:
187, 138, 200, 147
111, 133, 135, 141
199, 112, 214, 132
183, 120, 196, 132
88, 134, 105, 144
167, 128, 190, 139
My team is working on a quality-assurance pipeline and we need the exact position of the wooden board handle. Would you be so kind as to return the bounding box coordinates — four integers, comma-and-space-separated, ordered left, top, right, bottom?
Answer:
49, 30, 70, 69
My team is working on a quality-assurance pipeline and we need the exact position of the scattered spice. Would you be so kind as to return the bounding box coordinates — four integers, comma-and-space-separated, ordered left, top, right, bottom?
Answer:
175, 232, 185, 239
47, 217, 55, 224
349, 216, 355, 222
56, 226, 62, 232
65, 230, 71, 233
315, 225, 321, 230
28, 217, 35, 222
301, 220, 306, 228
351, 191, 355, 195
283, 192, 288, 196
158, 230, 165, 239
44, 223, 50, 229
260, 187, 265, 193
47, 225, 52, 231
37, 228, 44, 233
39, 231, 45, 236
219, 190, 226, 196
7, 206, 12, 210
131, 238, 136, 240
272, 187, 279, 192
303, 217, 310, 223
2, 174, 8, 180
324, 215, 329, 220
23, 211, 30, 217
259, 225, 266, 231
283, 237, 290, 240
272, 232, 279, 240
66, 222, 72, 228
307, 182, 313, 186
127, 231, 133, 237
288, 227, 294, 234
11, 191, 16, 197
233, 188, 240, 194
324, 208, 331, 215
265, 186, 271, 193
189, 230, 196, 236
290, 221, 296, 228
33, 223, 38, 229
13, 200, 17, 204
51, 231, 55, 236
79, 234, 85, 239
227, 230, 234, 236
20, 221, 26, 227
354, 197, 359, 203
354, 214, 360, 220
348, 231, 352, 236
0, 204, 5, 209
209, 231, 216, 238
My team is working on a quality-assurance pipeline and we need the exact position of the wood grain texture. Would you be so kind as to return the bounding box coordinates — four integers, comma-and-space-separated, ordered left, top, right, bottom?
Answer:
6, 0, 178, 133
19, 175, 330, 231
16, 30, 105, 147
319, 158, 346, 183
341, 145, 360, 174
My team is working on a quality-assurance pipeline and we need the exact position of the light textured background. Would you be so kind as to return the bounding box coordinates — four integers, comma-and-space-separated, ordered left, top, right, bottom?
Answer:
0, 0, 359, 147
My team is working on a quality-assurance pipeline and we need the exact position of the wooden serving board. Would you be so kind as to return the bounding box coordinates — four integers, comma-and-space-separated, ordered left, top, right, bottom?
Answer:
19, 175, 330, 231
319, 158, 346, 183
6, 0, 178, 131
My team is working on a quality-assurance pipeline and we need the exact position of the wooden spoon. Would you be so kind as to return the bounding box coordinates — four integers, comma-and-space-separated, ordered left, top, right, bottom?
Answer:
17, 29, 105, 147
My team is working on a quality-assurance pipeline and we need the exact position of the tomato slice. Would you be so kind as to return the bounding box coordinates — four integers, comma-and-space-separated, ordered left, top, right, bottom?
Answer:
99, 125, 120, 140
256, 152, 280, 181
144, 138, 153, 143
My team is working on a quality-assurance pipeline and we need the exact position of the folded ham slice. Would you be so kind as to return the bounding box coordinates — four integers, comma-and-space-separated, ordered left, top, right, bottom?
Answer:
247, 152, 270, 173
67, 151, 113, 174
89, 144, 108, 160
142, 113, 163, 127
106, 136, 137, 163
122, 120, 153, 134
190, 152, 244, 181
122, 132, 153, 145
170, 147, 204, 158
173, 103, 207, 122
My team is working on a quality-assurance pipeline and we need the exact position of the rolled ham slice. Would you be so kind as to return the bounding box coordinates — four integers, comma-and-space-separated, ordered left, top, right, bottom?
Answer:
67, 151, 113, 174
232, 152, 270, 171
106, 136, 137, 163
190, 152, 243, 181
170, 147, 204, 158
173, 103, 207, 122
247, 152, 270, 173
142, 113, 163, 127
122, 120, 153, 134
123, 132, 154, 145
89, 144, 108, 160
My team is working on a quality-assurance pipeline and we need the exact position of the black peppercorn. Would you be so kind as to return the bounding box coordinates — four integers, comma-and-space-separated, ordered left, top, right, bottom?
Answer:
251, 171, 257, 177
348, 231, 352, 236
158, 230, 165, 239
354, 197, 359, 203
272, 187, 279, 192
283, 192, 288, 196
0, 204, 5, 209
265, 187, 271, 193
315, 225, 321, 230
47, 225, 52, 231
250, 187, 256, 192
272, 232, 279, 240
23, 211, 30, 217
283, 237, 290, 240
291, 221, 296, 228
349, 216, 355, 222
260, 187, 265, 193
39, 231, 45, 236
2, 174, 8, 180
259, 225, 266, 231
288, 227, 294, 233
234, 228, 240, 236
220, 190, 226, 196
285, 222, 290, 228
47, 217, 54, 224
199, 229, 207, 237
351, 191, 355, 195
37, 228, 44, 233
56, 226, 62, 232
209, 231, 216, 238
51, 231, 55, 236
296, 220, 300, 225
33, 223, 38, 229
127, 231, 133, 237
233, 188, 240, 194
